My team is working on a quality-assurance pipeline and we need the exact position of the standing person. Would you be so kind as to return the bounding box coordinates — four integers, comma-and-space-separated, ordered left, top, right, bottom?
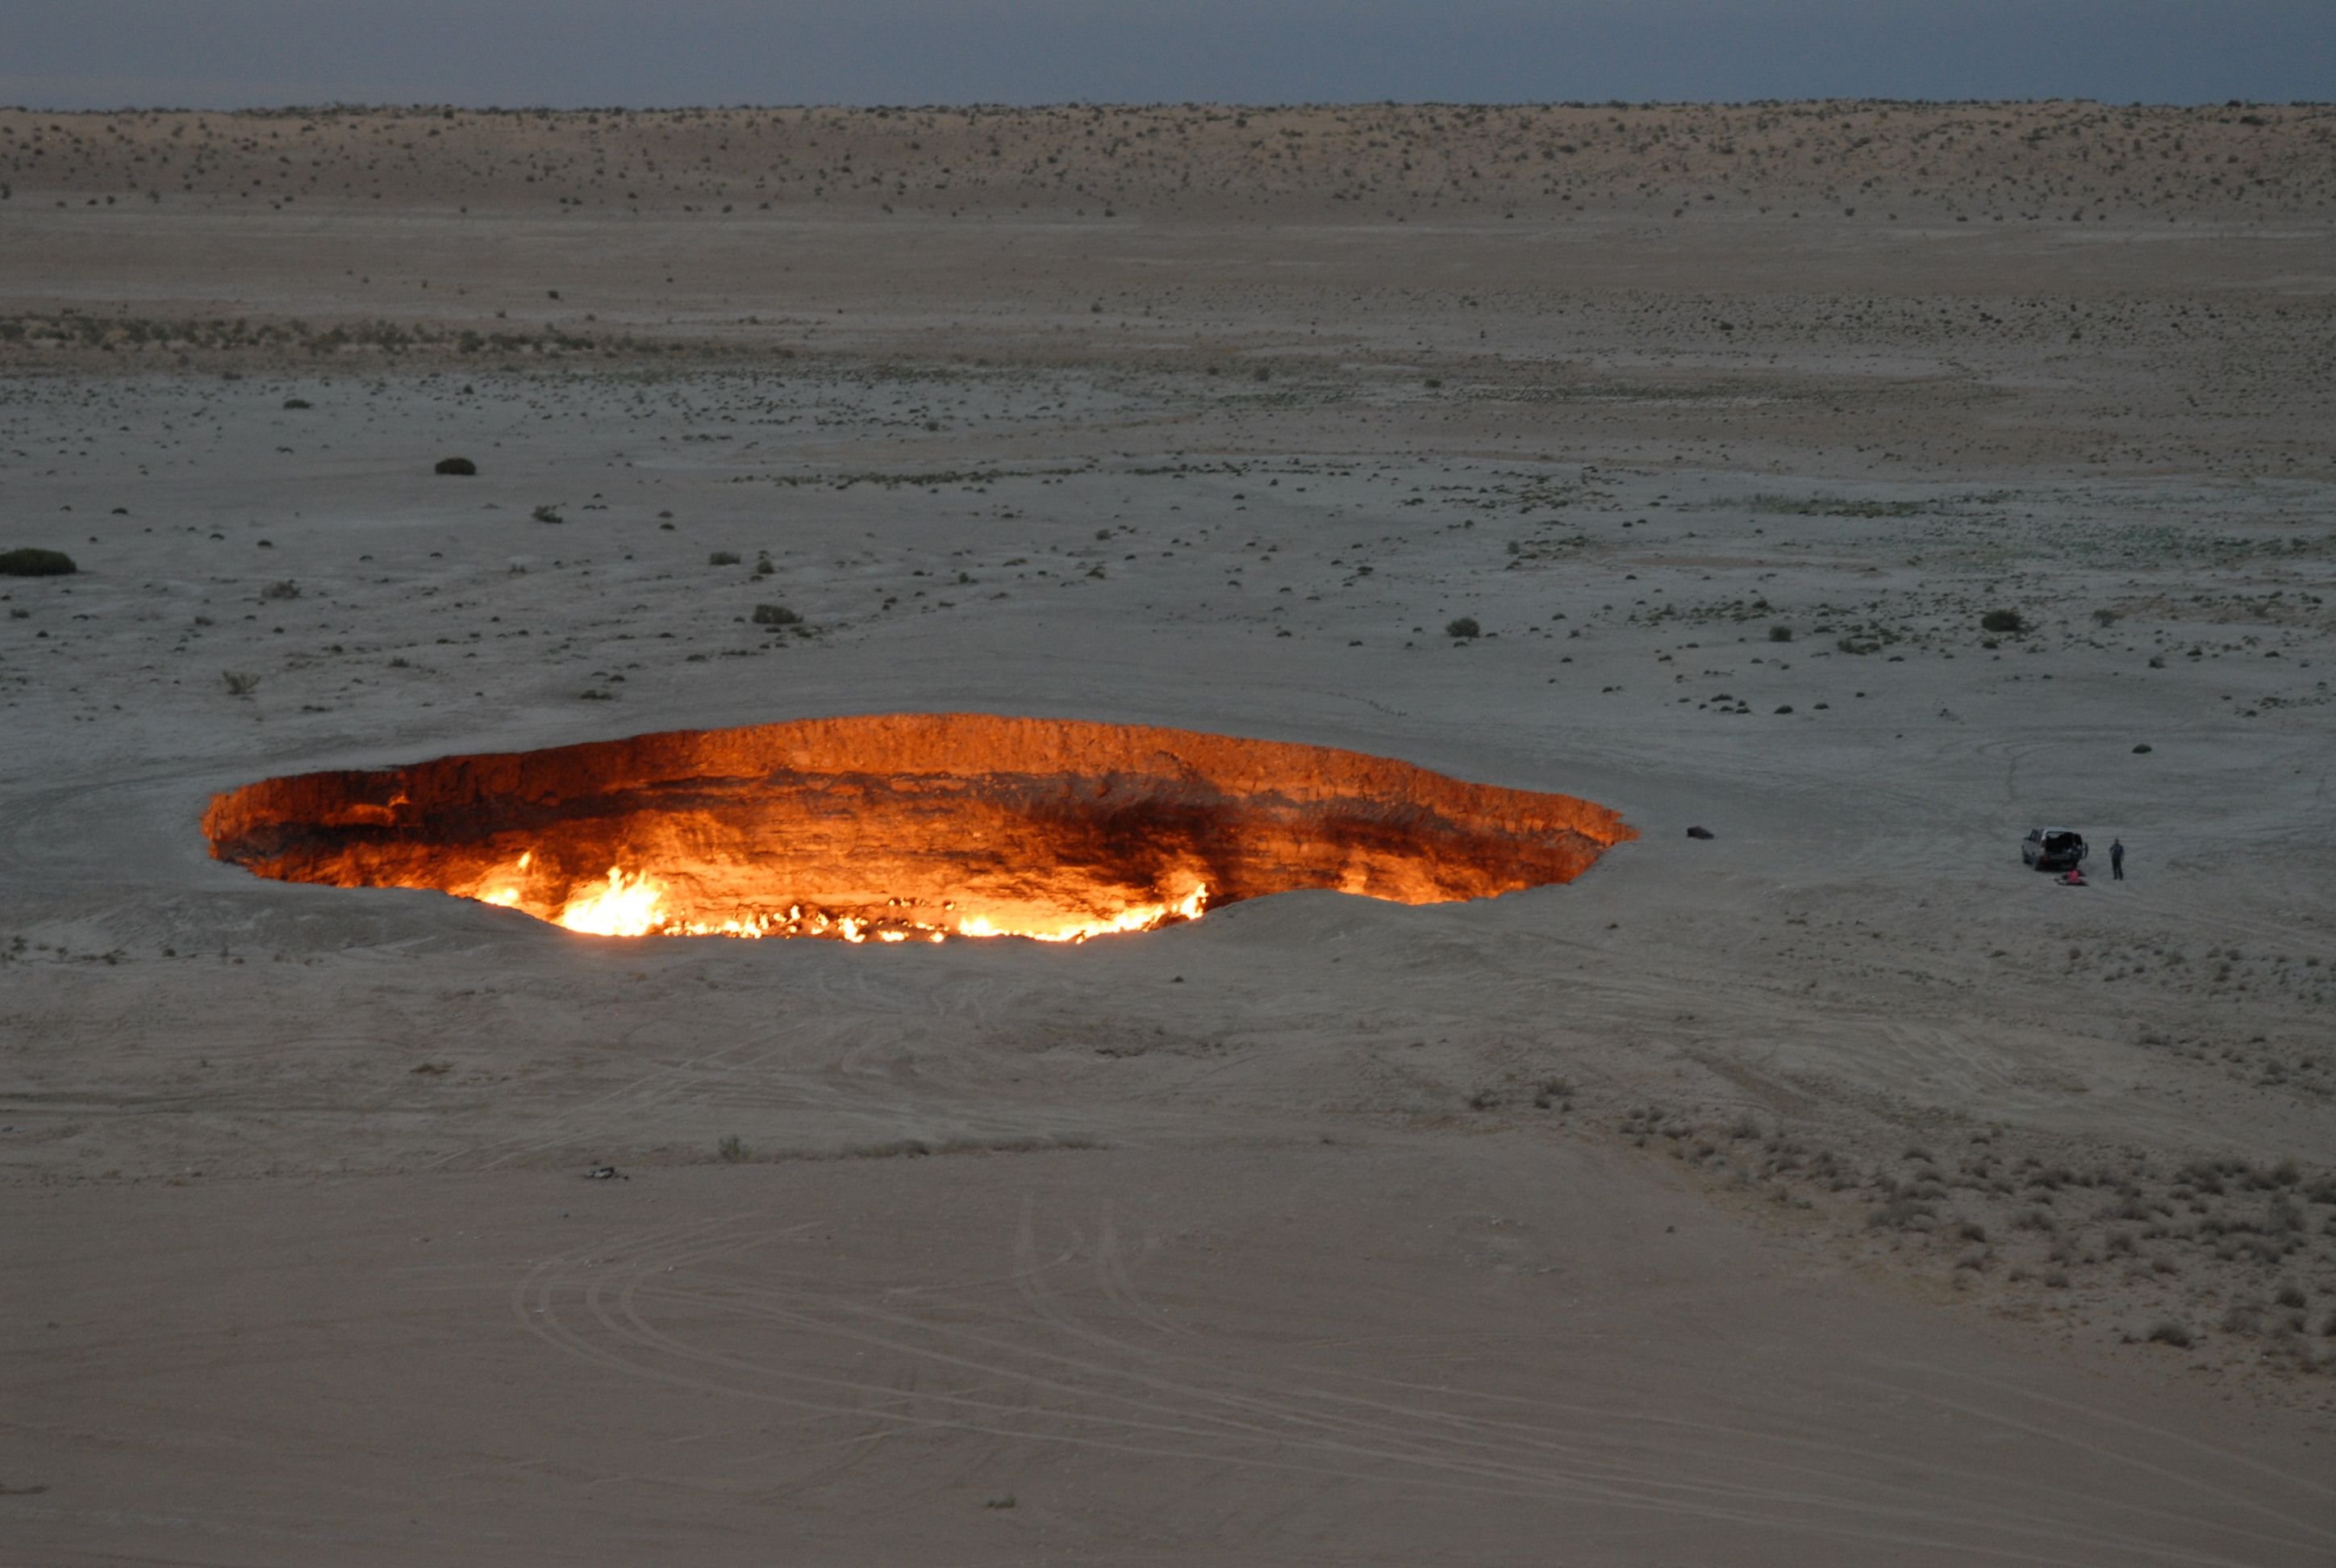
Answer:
2109, 838, 2125, 880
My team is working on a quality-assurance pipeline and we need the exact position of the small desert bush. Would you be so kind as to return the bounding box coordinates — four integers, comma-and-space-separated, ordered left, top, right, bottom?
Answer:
709, 550, 742, 566
1445, 616, 1481, 640
433, 457, 477, 476
530, 504, 564, 524
717, 1134, 749, 1163
752, 603, 802, 626
260, 579, 300, 601
0, 548, 77, 577
1867, 1196, 1936, 1230
220, 669, 261, 698
2146, 1319, 2194, 1349
1980, 609, 2025, 634
1768, 624, 1793, 641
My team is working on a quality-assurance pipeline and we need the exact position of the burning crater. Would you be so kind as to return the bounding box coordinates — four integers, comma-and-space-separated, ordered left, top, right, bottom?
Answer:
202, 714, 1633, 944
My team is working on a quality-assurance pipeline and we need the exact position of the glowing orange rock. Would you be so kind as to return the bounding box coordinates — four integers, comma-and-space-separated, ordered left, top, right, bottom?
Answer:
201, 714, 1634, 941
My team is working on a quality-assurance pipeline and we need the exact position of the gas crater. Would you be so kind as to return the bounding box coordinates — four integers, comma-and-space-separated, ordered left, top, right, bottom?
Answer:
202, 713, 1635, 943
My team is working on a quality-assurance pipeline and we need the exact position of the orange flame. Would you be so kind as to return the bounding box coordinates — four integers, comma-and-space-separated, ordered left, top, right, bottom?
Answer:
538, 862, 1208, 945
557, 865, 672, 936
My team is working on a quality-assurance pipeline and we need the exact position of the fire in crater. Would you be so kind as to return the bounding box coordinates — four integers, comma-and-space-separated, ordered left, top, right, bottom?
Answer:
201, 714, 1633, 943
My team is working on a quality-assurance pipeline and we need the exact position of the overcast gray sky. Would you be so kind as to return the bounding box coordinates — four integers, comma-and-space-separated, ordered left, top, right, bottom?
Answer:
2, 0, 2327, 109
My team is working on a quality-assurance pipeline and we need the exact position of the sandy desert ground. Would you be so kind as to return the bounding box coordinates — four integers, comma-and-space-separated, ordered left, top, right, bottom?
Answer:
3, 103, 2335, 1563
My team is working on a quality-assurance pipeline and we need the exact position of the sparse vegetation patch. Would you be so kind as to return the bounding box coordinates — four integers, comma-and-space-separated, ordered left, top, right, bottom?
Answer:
0, 548, 77, 576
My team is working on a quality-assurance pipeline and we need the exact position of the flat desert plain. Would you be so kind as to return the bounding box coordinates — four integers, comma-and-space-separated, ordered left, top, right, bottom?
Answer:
3, 102, 2335, 1563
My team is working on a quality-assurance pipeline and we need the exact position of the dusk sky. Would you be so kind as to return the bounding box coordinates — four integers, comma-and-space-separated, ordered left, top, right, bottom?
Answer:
2, 0, 2328, 109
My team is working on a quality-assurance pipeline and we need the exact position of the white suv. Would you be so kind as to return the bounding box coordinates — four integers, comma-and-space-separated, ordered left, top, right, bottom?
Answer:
2021, 828, 2088, 872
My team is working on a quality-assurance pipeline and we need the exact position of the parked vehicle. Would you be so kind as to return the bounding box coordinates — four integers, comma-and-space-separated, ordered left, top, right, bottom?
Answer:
2021, 828, 2088, 871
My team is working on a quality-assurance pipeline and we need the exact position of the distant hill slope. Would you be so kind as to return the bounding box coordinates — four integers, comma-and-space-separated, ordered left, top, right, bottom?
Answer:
4, 101, 2330, 223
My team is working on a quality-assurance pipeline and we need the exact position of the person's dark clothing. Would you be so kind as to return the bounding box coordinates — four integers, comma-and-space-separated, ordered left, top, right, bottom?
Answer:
2109, 840, 2125, 880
